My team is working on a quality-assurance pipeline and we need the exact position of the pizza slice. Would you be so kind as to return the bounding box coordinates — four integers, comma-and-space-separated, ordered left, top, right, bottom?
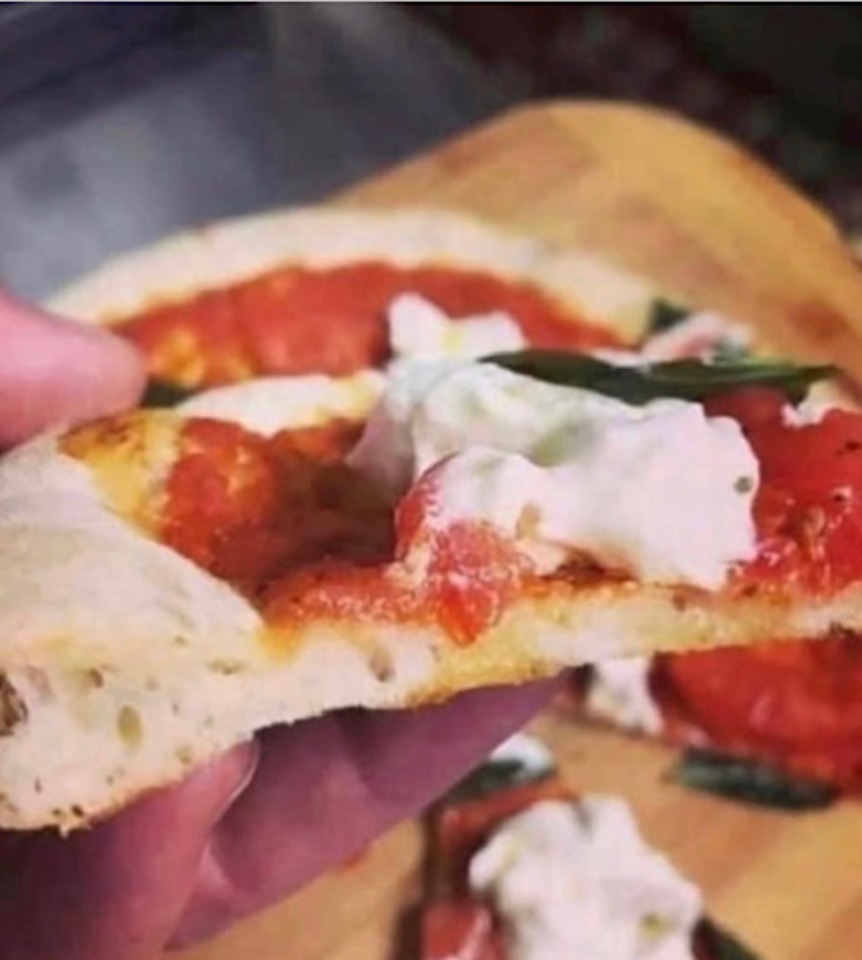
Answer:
1, 332, 859, 831
2, 206, 858, 832
576, 633, 862, 807
47, 208, 660, 392
415, 733, 759, 960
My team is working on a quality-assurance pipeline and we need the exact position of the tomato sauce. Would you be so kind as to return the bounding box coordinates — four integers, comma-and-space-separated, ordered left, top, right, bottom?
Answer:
261, 519, 532, 645
162, 418, 529, 642
116, 262, 620, 387
637, 388, 862, 791
421, 899, 504, 960
162, 418, 391, 597
153, 374, 862, 657
262, 460, 536, 644
651, 632, 862, 792
705, 388, 862, 595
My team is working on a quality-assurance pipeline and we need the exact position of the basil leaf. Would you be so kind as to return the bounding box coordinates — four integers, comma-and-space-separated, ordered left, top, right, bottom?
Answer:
484, 351, 836, 405
445, 759, 552, 805
695, 918, 762, 960
671, 749, 837, 811
648, 298, 690, 334
140, 379, 196, 408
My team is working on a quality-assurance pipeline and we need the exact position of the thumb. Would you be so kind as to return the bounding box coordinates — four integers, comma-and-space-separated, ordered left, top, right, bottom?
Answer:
0, 742, 259, 960
0, 290, 146, 448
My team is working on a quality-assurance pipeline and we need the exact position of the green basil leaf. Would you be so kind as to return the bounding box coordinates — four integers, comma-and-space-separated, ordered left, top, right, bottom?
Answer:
484, 351, 836, 405
140, 379, 196, 408
445, 759, 553, 805
695, 918, 762, 960
671, 749, 837, 811
648, 298, 690, 334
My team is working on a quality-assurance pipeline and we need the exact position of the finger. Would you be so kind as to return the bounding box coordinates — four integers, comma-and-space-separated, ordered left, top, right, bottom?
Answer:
0, 291, 146, 448
0, 742, 257, 960
173, 680, 556, 946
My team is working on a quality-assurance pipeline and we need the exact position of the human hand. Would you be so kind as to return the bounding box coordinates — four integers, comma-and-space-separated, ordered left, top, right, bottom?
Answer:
0, 291, 556, 960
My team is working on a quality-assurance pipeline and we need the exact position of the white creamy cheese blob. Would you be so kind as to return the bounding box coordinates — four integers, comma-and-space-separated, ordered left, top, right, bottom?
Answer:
586, 657, 664, 735
176, 370, 384, 436
387, 292, 526, 364
350, 360, 759, 589
469, 797, 701, 960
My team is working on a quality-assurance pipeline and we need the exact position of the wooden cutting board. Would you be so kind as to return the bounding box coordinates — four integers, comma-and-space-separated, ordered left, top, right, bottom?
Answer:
175, 102, 862, 960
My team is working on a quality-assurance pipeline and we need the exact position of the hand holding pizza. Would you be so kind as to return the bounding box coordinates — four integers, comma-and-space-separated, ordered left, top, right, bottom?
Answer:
0, 291, 553, 959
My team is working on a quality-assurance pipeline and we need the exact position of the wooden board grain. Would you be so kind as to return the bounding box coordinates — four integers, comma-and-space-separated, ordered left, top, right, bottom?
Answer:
174, 102, 862, 960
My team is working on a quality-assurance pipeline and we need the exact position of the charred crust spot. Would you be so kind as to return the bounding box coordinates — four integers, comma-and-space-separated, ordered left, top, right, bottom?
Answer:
0, 674, 27, 736
671, 591, 690, 612
827, 623, 859, 643
368, 645, 395, 683
207, 660, 245, 675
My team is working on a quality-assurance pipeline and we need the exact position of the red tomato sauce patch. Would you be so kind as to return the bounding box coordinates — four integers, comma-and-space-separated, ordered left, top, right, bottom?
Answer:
117, 262, 621, 386
651, 631, 862, 792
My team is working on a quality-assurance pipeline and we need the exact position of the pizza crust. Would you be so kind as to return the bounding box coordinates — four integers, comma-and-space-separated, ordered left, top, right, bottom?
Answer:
46, 207, 661, 343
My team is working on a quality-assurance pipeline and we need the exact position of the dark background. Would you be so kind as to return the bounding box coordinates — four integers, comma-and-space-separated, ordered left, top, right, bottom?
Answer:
1, 3, 860, 300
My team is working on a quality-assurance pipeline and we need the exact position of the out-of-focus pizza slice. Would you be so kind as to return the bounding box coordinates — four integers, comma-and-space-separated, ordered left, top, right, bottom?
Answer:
47, 208, 664, 397
416, 733, 760, 960
576, 632, 862, 809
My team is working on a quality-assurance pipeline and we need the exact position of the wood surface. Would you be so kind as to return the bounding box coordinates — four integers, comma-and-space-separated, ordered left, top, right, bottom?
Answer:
174, 101, 862, 960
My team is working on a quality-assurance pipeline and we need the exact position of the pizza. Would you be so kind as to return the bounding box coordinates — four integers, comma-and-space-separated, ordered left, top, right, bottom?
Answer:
47, 208, 659, 387
578, 632, 862, 802
1, 206, 860, 833
416, 733, 758, 960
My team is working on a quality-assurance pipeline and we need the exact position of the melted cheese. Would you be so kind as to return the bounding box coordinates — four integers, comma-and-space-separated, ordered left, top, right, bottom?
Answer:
469, 797, 701, 960
586, 657, 664, 734
176, 371, 384, 436
387, 292, 526, 364
350, 360, 758, 589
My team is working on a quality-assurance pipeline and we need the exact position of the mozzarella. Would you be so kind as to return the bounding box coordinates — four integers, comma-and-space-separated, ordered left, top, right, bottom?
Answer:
469, 797, 701, 960
585, 657, 664, 735
176, 371, 384, 435
387, 293, 526, 365
350, 360, 759, 589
